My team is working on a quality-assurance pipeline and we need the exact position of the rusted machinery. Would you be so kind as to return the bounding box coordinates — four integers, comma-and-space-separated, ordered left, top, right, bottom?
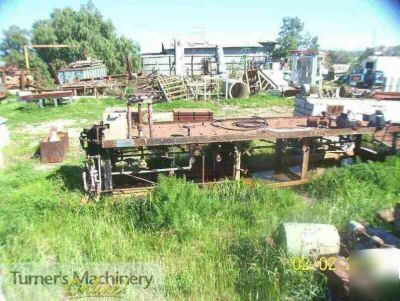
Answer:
0, 65, 37, 90
80, 100, 400, 197
40, 127, 69, 163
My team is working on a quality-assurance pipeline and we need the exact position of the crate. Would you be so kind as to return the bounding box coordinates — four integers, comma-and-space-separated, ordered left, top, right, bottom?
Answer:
172, 109, 213, 122
40, 130, 69, 163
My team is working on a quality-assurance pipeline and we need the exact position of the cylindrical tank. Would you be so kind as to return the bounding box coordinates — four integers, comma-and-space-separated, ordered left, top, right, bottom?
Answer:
278, 223, 340, 257
222, 79, 249, 99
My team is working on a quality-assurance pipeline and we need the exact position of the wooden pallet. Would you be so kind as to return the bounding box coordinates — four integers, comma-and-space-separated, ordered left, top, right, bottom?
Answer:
157, 75, 194, 102
243, 68, 279, 94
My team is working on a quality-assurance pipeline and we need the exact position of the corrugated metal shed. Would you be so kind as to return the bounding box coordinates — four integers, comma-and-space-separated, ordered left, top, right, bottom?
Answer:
57, 58, 107, 84
142, 41, 272, 76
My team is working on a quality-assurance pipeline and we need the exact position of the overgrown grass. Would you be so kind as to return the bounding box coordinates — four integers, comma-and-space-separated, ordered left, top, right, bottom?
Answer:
1, 156, 400, 299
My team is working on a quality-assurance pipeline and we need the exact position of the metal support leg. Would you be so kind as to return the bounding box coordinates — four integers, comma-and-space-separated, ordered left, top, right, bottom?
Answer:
354, 134, 362, 157
301, 139, 310, 180
201, 153, 205, 183
392, 133, 399, 154
38, 99, 44, 108
275, 139, 284, 171
233, 145, 241, 180
102, 152, 113, 191
53, 98, 58, 107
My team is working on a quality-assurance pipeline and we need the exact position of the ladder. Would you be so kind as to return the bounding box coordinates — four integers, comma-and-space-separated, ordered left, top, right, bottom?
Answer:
157, 75, 194, 102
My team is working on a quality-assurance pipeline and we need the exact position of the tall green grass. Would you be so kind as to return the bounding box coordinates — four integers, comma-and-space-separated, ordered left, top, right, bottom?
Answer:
2, 157, 399, 299
0, 97, 124, 128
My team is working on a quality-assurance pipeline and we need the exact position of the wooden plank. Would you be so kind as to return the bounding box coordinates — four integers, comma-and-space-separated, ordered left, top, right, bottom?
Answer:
20, 90, 73, 101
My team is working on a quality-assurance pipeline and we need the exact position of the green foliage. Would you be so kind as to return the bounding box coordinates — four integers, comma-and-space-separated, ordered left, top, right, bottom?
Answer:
273, 17, 319, 57
306, 156, 400, 228
230, 237, 325, 300
0, 25, 29, 55
0, 97, 123, 128
302, 33, 319, 51
0, 26, 54, 87
325, 50, 360, 66
31, 2, 140, 74
128, 176, 217, 239
0, 2, 140, 88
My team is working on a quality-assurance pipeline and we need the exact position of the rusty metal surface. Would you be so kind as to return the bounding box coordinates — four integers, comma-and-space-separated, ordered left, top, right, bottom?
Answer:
0, 65, 35, 89
101, 116, 379, 148
40, 131, 69, 163
21, 90, 73, 101
320, 256, 349, 301
173, 108, 213, 122
326, 105, 344, 116
373, 91, 400, 101
373, 125, 400, 148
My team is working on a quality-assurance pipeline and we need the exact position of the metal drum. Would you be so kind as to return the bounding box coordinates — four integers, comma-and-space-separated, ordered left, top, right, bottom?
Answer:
279, 223, 340, 257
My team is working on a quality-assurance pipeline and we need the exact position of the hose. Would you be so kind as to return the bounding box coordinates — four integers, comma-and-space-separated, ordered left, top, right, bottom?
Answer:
211, 117, 268, 131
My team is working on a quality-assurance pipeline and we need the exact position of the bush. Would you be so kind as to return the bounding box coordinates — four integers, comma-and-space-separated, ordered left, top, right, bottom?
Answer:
124, 176, 218, 239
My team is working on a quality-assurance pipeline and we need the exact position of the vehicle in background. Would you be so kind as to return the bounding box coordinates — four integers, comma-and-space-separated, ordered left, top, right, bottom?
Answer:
340, 68, 385, 89
357, 55, 400, 91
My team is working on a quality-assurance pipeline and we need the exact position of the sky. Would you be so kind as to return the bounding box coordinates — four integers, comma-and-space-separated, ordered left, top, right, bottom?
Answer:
0, 0, 399, 53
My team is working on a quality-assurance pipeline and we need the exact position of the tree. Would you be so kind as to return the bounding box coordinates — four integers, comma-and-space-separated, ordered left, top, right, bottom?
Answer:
31, 2, 140, 74
273, 17, 319, 57
302, 33, 319, 51
0, 2, 140, 88
325, 50, 360, 66
0, 25, 29, 57
0, 25, 54, 87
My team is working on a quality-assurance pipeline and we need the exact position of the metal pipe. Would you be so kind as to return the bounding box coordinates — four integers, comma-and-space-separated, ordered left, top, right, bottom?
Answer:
221, 79, 249, 99
137, 102, 143, 137
233, 145, 241, 180
112, 159, 194, 175
201, 153, 205, 183
147, 102, 153, 138
127, 103, 132, 139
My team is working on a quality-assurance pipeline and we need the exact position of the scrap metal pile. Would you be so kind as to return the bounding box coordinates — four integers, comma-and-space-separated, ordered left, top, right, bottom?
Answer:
132, 68, 281, 103
79, 97, 400, 197
0, 64, 38, 90
60, 74, 133, 98
55, 58, 134, 98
